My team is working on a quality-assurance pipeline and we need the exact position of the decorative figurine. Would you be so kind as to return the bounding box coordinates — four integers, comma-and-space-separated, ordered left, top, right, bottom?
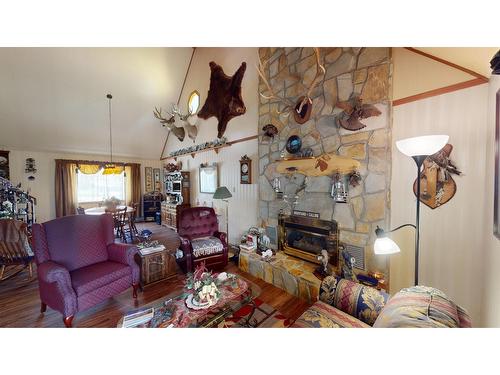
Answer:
314, 249, 331, 279
341, 249, 357, 282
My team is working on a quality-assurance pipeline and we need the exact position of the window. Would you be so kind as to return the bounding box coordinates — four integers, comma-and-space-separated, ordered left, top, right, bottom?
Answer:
77, 169, 126, 203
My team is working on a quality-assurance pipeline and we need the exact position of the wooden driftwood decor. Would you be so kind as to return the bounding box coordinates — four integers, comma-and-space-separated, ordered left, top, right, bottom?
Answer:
413, 143, 461, 209
198, 61, 247, 139
275, 153, 360, 176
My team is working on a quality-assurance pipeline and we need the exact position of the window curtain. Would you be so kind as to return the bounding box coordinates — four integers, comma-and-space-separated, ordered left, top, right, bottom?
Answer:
55, 160, 78, 217
125, 163, 141, 216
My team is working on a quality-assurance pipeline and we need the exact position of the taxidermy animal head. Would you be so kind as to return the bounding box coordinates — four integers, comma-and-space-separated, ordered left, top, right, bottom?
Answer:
153, 107, 186, 142
197, 61, 247, 139
336, 96, 381, 131
257, 48, 325, 125
171, 104, 199, 143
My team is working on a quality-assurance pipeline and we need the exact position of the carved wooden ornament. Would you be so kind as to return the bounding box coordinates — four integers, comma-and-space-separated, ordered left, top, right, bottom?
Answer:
198, 61, 247, 138
336, 96, 381, 131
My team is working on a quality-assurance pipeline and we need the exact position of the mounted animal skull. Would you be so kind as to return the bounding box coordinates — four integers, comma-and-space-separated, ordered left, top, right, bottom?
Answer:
153, 107, 185, 142
257, 48, 325, 124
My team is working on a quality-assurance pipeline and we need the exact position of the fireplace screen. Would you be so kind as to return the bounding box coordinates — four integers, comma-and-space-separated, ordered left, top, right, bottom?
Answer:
278, 214, 339, 267
285, 229, 327, 256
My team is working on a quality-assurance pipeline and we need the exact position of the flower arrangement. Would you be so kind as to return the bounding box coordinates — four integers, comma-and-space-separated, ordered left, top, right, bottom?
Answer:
185, 263, 221, 308
184, 262, 237, 309
102, 196, 121, 210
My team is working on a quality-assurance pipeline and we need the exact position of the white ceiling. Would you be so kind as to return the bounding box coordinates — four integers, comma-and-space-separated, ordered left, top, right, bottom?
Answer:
0, 47, 192, 159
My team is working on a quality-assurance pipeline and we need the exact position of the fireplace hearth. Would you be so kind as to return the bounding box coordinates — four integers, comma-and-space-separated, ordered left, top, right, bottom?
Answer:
278, 213, 339, 268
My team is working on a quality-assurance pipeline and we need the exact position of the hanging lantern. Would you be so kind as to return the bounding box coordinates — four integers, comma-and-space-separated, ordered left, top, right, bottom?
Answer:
272, 177, 283, 199
331, 173, 348, 203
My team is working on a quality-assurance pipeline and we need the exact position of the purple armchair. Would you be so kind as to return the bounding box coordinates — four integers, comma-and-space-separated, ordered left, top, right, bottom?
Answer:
31, 214, 139, 327
176, 207, 228, 273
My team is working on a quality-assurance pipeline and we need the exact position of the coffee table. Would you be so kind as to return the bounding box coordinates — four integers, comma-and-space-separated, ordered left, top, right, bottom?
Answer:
118, 274, 261, 328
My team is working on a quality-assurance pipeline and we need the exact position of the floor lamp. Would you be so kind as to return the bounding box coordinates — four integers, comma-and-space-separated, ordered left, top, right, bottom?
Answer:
213, 186, 233, 257
374, 135, 449, 286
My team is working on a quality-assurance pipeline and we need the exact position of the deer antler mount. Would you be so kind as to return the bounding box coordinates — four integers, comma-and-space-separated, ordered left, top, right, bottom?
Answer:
153, 107, 186, 142
257, 48, 325, 125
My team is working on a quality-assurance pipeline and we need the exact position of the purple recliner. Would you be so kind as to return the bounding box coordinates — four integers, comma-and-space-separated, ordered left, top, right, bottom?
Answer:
176, 207, 228, 273
31, 214, 139, 327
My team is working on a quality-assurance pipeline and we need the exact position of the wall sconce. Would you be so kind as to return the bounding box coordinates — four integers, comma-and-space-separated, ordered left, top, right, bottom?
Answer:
331, 173, 348, 203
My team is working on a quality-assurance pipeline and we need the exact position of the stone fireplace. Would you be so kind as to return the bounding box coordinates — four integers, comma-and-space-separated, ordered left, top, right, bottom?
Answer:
258, 47, 392, 276
278, 213, 339, 267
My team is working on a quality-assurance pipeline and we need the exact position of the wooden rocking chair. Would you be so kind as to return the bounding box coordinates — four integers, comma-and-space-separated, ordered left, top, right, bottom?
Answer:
0, 219, 35, 282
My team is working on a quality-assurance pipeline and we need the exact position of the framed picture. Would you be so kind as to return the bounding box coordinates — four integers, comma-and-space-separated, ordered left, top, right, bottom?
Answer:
199, 163, 218, 194
145, 167, 153, 193
494, 89, 500, 238
0, 150, 9, 180
153, 168, 161, 192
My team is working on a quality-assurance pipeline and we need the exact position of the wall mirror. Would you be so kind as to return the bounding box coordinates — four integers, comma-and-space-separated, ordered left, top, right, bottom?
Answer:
188, 90, 200, 114
199, 163, 218, 194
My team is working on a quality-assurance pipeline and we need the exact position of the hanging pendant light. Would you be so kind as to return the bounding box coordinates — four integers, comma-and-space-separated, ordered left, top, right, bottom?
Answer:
103, 94, 123, 175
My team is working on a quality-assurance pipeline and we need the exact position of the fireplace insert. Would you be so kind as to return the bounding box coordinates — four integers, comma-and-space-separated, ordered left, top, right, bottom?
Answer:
278, 213, 339, 267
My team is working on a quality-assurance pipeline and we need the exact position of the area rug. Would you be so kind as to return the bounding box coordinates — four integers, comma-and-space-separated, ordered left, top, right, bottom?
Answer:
219, 298, 295, 328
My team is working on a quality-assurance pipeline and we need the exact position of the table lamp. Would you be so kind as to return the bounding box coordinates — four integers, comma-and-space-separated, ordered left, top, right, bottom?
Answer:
374, 135, 448, 285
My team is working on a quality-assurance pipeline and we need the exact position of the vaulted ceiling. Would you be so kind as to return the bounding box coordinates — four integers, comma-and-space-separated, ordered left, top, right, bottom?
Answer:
1, 47, 497, 161
0, 48, 192, 159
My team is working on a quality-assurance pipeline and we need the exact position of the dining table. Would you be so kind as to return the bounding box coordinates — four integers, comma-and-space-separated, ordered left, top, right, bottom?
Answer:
84, 205, 134, 215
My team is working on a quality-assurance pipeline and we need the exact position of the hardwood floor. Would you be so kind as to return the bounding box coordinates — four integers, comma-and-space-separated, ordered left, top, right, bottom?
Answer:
0, 223, 310, 328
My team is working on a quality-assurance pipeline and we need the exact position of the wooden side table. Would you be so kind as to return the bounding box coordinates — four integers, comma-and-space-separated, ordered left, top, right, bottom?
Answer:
135, 249, 177, 289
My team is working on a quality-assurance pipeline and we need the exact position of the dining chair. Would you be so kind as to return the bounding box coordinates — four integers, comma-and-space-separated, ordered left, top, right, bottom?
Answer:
113, 206, 127, 242
127, 203, 139, 241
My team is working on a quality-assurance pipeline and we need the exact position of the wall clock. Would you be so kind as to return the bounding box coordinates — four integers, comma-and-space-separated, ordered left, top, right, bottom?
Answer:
240, 155, 252, 184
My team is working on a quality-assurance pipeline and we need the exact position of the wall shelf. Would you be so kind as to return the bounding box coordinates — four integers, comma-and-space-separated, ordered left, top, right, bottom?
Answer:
161, 135, 258, 161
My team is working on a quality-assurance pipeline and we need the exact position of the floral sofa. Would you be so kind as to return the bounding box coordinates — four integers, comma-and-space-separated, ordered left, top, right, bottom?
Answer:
293, 276, 471, 328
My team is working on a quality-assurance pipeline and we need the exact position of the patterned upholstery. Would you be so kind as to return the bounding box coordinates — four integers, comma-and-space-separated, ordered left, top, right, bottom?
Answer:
177, 207, 228, 273
191, 236, 224, 258
373, 286, 472, 328
319, 276, 389, 326
31, 214, 139, 324
42, 214, 111, 271
70, 261, 131, 296
293, 301, 370, 328
294, 278, 472, 328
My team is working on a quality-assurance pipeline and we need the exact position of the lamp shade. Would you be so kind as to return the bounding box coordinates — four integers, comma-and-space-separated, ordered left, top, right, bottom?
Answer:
374, 237, 401, 255
396, 135, 449, 157
213, 186, 232, 200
